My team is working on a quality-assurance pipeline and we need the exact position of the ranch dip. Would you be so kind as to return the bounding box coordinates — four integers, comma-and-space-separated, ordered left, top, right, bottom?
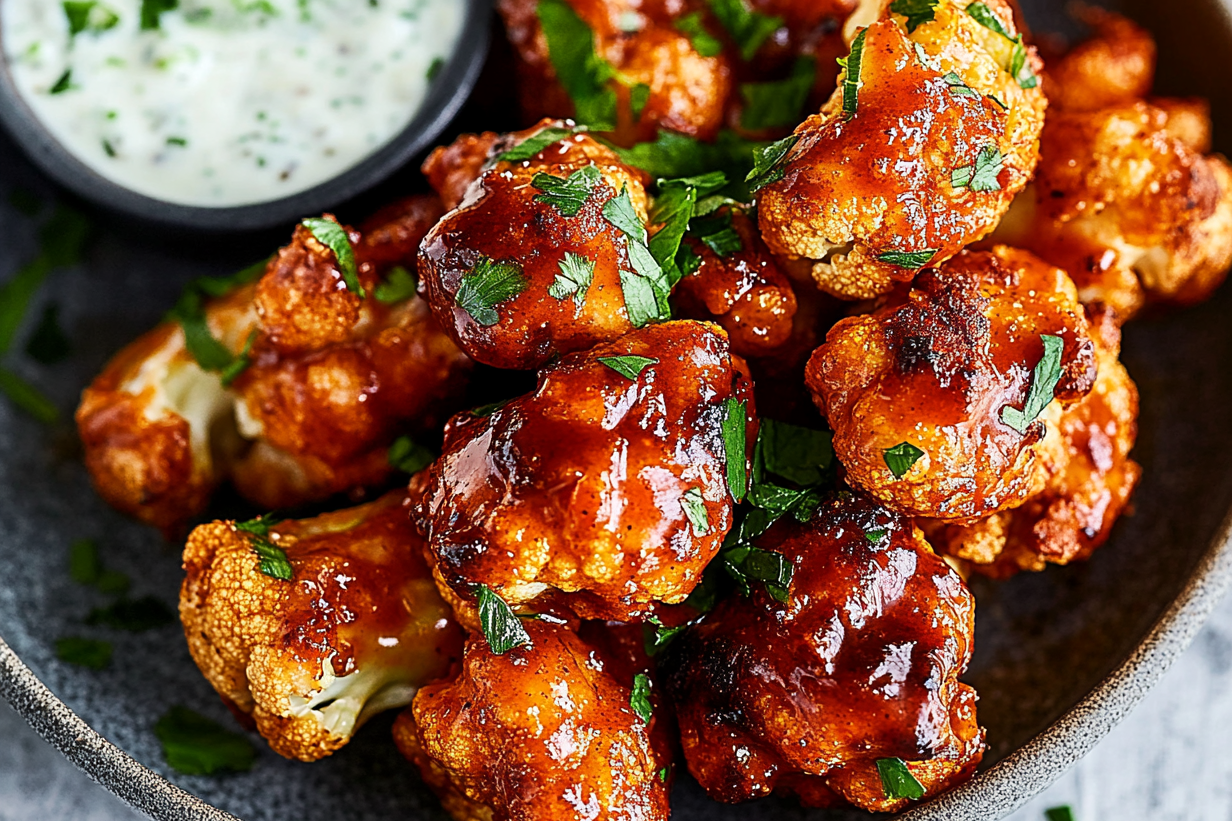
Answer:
1, 0, 464, 207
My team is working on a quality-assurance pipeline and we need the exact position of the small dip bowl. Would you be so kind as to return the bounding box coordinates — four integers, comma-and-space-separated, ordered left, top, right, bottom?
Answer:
0, 0, 492, 233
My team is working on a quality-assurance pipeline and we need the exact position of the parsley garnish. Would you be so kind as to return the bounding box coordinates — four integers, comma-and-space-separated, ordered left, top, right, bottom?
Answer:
951, 144, 1004, 191
426, 57, 444, 81
890, 0, 938, 32
548, 252, 596, 310
745, 135, 797, 194
643, 615, 686, 656
758, 419, 833, 485
154, 706, 256, 776
630, 672, 653, 724
681, 488, 711, 536
965, 2, 1037, 88
723, 544, 793, 602
25, 304, 70, 364
301, 216, 363, 298
706, 0, 782, 61
689, 211, 743, 256
537, 0, 618, 129
140, 0, 178, 31
739, 56, 816, 131
1001, 334, 1063, 433
495, 125, 580, 164
598, 354, 658, 380
55, 637, 112, 670
877, 757, 925, 799
1045, 808, 1076, 821
722, 398, 748, 502
86, 596, 175, 631
610, 129, 763, 180
69, 538, 129, 595
865, 528, 887, 542
659, 765, 671, 782
883, 442, 924, 478
840, 28, 868, 118
165, 136, 187, 147
235, 514, 292, 581
674, 12, 723, 57
942, 71, 979, 98
877, 249, 936, 269
649, 171, 730, 285
455, 256, 528, 327
476, 583, 532, 655
532, 164, 604, 217
630, 83, 651, 119
0, 368, 58, 423
604, 186, 671, 327
49, 69, 74, 95
471, 398, 513, 418
166, 258, 266, 383
965, 2, 1010, 36
388, 435, 434, 475
373, 265, 418, 304
63, 1, 120, 37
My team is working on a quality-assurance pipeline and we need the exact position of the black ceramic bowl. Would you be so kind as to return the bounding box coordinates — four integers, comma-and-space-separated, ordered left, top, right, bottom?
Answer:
2, 0, 1232, 819
0, 0, 493, 233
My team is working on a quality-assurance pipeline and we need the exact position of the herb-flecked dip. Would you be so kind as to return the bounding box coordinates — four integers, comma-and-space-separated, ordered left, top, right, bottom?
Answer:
1, 0, 463, 206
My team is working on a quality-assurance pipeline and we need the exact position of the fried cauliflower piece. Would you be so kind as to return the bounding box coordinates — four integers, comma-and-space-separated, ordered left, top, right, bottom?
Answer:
806, 247, 1097, 521
393, 619, 672, 821
923, 306, 1141, 575
757, 0, 1047, 299
77, 197, 471, 533
418, 121, 655, 371
994, 12, 1232, 319
661, 490, 984, 812
498, 0, 732, 145
417, 320, 756, 622
672, 209, 799, 358
179, 490, 463, 762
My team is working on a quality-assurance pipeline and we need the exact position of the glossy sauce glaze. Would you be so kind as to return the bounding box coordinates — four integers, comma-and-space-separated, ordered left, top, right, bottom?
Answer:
1, 0, 463, 206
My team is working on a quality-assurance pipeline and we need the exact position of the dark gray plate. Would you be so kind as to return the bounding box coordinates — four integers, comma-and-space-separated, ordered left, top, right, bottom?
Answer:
2, 0, 1232, 819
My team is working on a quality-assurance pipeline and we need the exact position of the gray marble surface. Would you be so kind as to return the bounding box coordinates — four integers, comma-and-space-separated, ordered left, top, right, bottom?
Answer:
2, 588, 1231, 821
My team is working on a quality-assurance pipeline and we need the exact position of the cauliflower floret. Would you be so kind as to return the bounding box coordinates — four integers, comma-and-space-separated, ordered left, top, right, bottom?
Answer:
757, 0, 1047, 299
77, 196, 472, 533
179, 489, 463, 762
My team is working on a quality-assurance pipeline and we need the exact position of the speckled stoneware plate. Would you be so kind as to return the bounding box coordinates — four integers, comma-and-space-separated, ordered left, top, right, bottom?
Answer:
2, 1, 1232, 820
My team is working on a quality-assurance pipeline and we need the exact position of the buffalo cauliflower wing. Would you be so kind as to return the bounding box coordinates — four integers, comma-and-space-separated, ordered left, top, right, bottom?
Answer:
661, 490, 984, 812
77, 196, 471, 534
757, 0, 1047, 299
417, 320, 756, 623
179, 489, 463, 762
393, 618, 672, 821
805, 247, 1097, 520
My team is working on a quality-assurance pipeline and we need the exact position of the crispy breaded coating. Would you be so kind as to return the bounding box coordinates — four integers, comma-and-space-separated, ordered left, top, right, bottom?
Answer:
661, 491, 984, 812
417, 321, 756, 622
179, 490, 463, 762
77, 196, 471, 533
758, 0, 1047, 299
923, 306, 1141, 575
672, 209, 799, 358
498, 0, 732, 145
393, 619, 672, 821
805, 247, 1097, 520
418, 121, 653, 370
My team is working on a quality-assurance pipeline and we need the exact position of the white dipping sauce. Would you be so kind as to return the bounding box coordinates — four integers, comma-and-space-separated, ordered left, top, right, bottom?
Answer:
1, 0, 464, 207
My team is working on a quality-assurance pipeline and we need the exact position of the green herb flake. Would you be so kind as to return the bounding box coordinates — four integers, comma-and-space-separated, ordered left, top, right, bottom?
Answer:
455, 256, 528, 327
235, 514, 292, 581
86, 596, 176, 631
301, 216, 363, 298
674, 11, 723, 57
758, 419, 833, 486
373, 265, 418, 304
69, 538, 130, 594
877, 249, 937, 269
942, 71, 979, 98
1000, 334, 1064, 433
154, 706, 256, 776
140, 0, 178, 30
630, 672, 654, 724
598, 354, 658, 380
165, 136, 187, 147
548, 252, 596, 310
706, 0, 783, 61
630, 83, 651, 120
739, 56, 816, 131
532, 163, 604, 217
951, 144, 1004, 192
643, 615, 686, 657
689, 211, 743, 257
964, 2, 1010, 37
388, 435, 434, 475
647, 184, 697, 287
840, 28, 868, 118
609, 128, 762, 180
471, 398, 513, 418
476, 583, 532, 655
724, 544, 793, 602
745, 134, 798, 194
167, 291, 234, 372
64, 1, 120, 37
681, 488, 711, 536
495, 125, 579, 164
426, 56, 444, 81
876, 757, 926, 800
101, 139, 116, 158
0, 367, 59, 423
49, 69, 74, 95
1045, 807, 1076, 821
722, 398, 748, 502
604, 186, 671, 327
865, 528, 887, 543
1009, 36, 1038, 89
55, 637, 112, 670
25, 303, 71, 364
218, 329, 256, 387
883, 442, 924, 479
659, 765, 671, 783
889, 0, 938, 32
537, 0, 618, 129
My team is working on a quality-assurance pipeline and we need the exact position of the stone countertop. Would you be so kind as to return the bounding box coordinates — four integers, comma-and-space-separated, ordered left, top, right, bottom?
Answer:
2, 589, 1231, 821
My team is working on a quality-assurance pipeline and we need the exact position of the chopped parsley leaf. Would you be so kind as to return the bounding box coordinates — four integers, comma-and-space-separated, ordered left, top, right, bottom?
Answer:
659, 765, 671, 782
455, 256, 528, 327
388, 435, 434, 475
723, 544, 792, 602
689, 211, 743, 256
610, 129, 763, 180
630, 672, 654, 724
758, 419, 833, 486
745, 134, 797, 194
865, 528, 887, 543
301, 216, 363, 298
883, 442, 924, 479
706, 0, 783, 61
154, 706, 256, 776
235, 514, 292, 581
49, 69, 74, 95
630, 83, 651, 120
877, 249, 937, 269
0, 367, 58, 423
496, 125, 580, 164
25, 303, 71, 364
1045, 808, 1076, 821
1000, 334, 1064, 433
739, 56, 816, 131
140, 0, 178, 31
643, 615, 686, 656
951, 144, 1004, 192
165, 136, 187, 147
942, 71, 979, 98
537, 0, 618, 129
604, 186, 671, 327
476, 583, 532, 655
889, 0, 938, 32
532, 164, 604, 217
965, 3, 1037, 89
373, 265, 418, 304
69, 538, 129, 595
426, 56, 444, 81
964, 2, 1010, 36
722, 398, 748, 502
548, 251, 596, 310
167, 291, 236, 372
219, 330, 256, 388
86, 596, 176, 631
876, 757, 925, 799
674, 11, 723, 57
55, 637, 112, 670
597, 354, 658, 380
840, 28, 868, 118
681, 488, 711, 536
63, 1, 120, 37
